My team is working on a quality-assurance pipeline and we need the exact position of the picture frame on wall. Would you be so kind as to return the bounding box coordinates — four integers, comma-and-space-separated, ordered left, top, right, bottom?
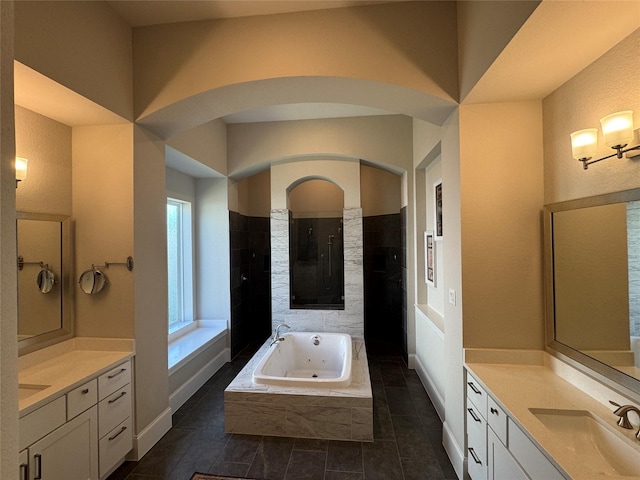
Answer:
434, 180, 443, 239
425, 231, 435, 286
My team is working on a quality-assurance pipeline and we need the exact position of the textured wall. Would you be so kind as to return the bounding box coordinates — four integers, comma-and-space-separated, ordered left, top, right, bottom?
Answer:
543, 28, 640, 204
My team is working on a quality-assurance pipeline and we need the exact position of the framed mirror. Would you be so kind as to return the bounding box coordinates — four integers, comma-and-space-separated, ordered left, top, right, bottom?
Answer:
17, 212, 74, 355
544, 188, 640, 395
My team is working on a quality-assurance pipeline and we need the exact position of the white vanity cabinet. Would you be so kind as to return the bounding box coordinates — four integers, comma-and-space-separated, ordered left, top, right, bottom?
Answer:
19, 359, 133, 480
465, 369, 566, 480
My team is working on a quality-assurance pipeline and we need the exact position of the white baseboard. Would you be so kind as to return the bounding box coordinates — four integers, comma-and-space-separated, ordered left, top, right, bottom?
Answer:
407, 353, 416, 369
169, 347, 231, 412
131, 407, 172, 461
414, 353, 446, 422
443, 420, 465, 480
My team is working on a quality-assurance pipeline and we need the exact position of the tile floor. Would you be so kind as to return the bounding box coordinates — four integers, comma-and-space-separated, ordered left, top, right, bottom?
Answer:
107, 346, 458, 480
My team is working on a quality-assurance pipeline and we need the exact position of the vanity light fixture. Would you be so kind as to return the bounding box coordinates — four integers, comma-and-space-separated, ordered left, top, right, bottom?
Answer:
15, 157, 28, 187
570, 110, 640, 170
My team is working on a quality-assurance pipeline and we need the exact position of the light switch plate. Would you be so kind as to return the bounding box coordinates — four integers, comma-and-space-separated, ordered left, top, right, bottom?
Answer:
449, 289, 456, 306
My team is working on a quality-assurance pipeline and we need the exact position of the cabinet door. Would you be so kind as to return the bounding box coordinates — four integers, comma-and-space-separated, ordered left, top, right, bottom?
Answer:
487, 428, 528, 480
28, 406, 98, 480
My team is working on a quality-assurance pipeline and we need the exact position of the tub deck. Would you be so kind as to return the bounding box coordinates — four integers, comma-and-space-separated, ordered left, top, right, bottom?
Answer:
224, 336, 373, 442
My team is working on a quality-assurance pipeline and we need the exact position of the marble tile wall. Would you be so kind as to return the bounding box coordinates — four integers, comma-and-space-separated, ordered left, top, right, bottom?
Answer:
271, 208, 364, 335
628, 201, 640, 336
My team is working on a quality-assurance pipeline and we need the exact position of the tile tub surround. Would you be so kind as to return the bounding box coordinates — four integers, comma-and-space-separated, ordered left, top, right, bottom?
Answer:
465, 349, 640, 480
271, 208, 364, 336
224, 336, 373, 442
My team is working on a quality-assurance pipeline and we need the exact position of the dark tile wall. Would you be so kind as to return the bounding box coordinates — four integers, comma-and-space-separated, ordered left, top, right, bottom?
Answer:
363, 211, 406, 358
230, 211, 271, 357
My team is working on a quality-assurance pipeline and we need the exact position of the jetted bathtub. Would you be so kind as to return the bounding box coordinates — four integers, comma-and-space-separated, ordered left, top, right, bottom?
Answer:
252, 332, 352, 388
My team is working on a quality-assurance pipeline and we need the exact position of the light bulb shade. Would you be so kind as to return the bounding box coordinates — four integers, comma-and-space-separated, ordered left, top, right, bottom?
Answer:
570, 128, 598, 160
600, 110, 634, 148
15, 157, 28, 181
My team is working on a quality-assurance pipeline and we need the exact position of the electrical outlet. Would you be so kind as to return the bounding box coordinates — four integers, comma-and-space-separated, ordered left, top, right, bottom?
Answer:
448, 289, 456, 306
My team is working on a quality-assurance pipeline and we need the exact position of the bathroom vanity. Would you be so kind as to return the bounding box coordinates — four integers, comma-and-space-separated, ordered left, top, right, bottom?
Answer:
18, 338, 134, 480
465, 350, 640, 480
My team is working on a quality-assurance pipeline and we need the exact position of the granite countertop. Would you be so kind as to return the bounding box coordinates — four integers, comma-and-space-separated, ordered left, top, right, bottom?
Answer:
466, 354, 640, 480
19, 338, 134, 416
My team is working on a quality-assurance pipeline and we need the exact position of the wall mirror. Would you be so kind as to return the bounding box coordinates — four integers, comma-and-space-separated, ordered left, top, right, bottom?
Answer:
544, 187, 640, 395
17, 212, 74, 355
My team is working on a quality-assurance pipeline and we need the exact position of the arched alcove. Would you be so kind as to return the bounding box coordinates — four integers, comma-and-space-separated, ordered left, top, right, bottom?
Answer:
288, 179, 345, 309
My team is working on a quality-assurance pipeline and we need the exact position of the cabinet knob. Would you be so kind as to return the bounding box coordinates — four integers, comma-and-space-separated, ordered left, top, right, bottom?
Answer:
490, 407, 499, 415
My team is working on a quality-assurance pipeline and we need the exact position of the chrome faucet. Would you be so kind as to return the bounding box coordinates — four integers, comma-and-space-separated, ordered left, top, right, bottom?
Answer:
270, 323, 290, 347
610, 400, 640, 439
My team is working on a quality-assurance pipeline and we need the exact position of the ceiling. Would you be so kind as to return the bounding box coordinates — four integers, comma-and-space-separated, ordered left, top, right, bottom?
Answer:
106, 0, 400, 26
14, 1, 640, 128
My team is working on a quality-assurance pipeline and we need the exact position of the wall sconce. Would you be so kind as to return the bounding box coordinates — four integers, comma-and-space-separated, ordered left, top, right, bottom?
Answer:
15, 157, 28, 187
570, 110, 640, 170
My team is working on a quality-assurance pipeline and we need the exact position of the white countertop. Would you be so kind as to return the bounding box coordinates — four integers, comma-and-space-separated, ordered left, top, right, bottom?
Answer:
19, 338, 134, 416
465, 350, 640, 480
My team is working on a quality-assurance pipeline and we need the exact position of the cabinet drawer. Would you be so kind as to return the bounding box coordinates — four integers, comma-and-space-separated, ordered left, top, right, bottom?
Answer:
19, 396, 66, 450
508, 418, 565, 480
467, 372, 487, 418
99, 383, 132, 438
67, 378, 98, 420
99, 360, 131, 400
467, 403, 487, 480
488, 396, 508, 445
99, 417, 133, 478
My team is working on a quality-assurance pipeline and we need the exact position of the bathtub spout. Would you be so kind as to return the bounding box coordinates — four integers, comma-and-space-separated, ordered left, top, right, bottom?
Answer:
270, 323, 291, 347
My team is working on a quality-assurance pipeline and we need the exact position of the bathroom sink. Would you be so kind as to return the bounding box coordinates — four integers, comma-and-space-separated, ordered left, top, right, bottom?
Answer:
530, 408, 640, 477
18, 383, 50, 401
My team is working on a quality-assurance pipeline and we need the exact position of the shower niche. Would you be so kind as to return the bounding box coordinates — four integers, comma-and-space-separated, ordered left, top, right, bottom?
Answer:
289, 179, 345, 310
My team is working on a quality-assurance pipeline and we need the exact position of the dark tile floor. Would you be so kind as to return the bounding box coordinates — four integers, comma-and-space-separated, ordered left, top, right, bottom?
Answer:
107, 346, 457, 480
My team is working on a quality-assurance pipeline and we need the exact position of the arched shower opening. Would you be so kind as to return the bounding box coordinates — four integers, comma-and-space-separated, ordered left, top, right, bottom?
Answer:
288, 178, 345, 309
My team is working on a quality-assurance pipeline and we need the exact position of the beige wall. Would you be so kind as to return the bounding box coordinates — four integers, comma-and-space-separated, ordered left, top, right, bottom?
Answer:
133, 125, 170, 433
14, 1, 133, 120
227, 115, 413, 178
272, 159, 360, 210
289, 179, 344, 216
440, 110, 465, 461
15, 106, 72, 215
0, 4, 19, 477
360, 164, 401, 217
457, 1, 540, 101
133, 3, 457, 120
72, 124, 135, 338
460, 101, 545, 350
543, 28, 640, 204
167, 119, 227, 175
554, 203, 629, 350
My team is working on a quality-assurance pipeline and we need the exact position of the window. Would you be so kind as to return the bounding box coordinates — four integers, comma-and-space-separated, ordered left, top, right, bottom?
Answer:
167, 197, 194, 334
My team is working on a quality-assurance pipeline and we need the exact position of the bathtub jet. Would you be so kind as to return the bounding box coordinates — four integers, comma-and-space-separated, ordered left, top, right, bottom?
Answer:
253, 332, 352, 388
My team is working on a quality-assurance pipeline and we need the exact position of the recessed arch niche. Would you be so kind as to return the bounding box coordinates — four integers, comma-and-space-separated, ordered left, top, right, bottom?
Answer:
288, 179, 345, 310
